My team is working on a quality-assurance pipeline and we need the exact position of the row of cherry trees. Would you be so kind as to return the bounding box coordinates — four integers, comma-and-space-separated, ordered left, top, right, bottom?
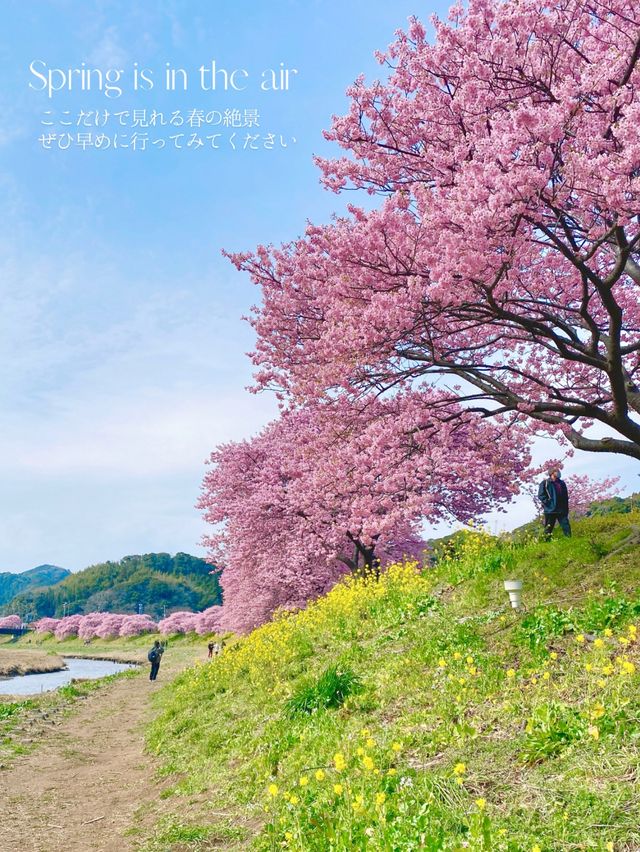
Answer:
0, 609, 224, 639
200, 0, 640, 632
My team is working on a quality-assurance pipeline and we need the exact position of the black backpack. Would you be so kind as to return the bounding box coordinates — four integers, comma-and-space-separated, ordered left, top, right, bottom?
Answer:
148, 647, 159, 662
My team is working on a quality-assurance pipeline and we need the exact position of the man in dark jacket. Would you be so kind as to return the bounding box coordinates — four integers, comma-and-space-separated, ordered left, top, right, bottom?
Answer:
538, 468, 571, 539
148, 640, 164, 681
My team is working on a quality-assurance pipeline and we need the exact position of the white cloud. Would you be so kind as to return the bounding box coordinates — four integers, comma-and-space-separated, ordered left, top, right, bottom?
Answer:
89, 25, 128, 69
0, 388, 277, 477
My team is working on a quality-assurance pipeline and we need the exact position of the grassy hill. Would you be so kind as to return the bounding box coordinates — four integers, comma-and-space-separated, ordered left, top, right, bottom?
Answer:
5, 553, 221, 620
0, 565, 70, 609
146, 513, 640, 850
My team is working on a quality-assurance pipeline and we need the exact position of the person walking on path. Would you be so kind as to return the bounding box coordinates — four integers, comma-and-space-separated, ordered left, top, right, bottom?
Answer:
538, 467, 571, 539
148, 639, 164, 681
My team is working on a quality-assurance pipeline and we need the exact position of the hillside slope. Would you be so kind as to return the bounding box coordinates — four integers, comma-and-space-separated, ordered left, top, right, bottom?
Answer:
0, 564, 70, 608
6, 553, 221, 620
146, 514, 639, 851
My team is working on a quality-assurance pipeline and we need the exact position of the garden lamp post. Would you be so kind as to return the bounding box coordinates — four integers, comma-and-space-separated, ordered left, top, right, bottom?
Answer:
503, 580, 523, 610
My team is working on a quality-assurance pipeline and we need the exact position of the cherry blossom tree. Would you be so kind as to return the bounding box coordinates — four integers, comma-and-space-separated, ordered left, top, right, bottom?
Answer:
200, 397, 528, 631
232, 0, 640, 461
95, 613, 126, 639
54, 615, 83, 640
78, 612, 104, 641
0, 614, 22, 630
195, 606, 224, 636
565, 474, 622, 516
119, 614, 158, 637
32, 617, 60, 635
158, 611, 198, 635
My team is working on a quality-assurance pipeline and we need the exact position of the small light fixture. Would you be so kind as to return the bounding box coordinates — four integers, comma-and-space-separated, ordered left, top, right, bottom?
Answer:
503, 579, 523, 610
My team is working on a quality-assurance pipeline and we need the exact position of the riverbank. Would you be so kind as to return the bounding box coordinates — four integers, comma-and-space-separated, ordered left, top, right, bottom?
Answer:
0, 648, 65, 677
0, 641, 204, 851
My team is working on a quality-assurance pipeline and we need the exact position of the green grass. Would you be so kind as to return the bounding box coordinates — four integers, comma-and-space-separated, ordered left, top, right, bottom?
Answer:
145, 513, 640, 850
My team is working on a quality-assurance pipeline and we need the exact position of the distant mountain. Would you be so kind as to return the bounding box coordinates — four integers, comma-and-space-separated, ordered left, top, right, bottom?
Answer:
0, 564, 70, 609
4, 552, 221, 620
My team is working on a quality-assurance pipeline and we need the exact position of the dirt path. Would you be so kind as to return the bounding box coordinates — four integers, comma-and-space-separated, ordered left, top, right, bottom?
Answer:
0, 650, 198, 852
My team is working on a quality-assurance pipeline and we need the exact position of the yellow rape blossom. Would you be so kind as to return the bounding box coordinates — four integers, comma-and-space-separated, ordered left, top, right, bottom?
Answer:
334, 753, 346, 771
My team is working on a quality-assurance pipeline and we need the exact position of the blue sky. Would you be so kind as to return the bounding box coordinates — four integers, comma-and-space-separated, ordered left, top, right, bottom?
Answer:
1, 1, 637, 573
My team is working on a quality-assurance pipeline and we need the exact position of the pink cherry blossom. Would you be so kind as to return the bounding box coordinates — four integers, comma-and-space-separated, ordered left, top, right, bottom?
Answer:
157, 611, 199, 636
231, 0, 640, 461
32, 617, 60, 635
199, 399, 529, 632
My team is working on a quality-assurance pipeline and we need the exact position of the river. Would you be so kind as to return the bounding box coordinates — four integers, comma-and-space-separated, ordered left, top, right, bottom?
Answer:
0, 657, 136, 695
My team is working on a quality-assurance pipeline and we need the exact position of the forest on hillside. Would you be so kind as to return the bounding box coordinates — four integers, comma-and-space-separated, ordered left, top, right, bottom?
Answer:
4, 553, 221, 620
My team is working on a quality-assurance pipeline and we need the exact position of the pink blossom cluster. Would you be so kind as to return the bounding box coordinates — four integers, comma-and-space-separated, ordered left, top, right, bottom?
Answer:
31, 612, 159, 639
229, 0, 640, 463
54, 615, 83, 641
119, 614, 158, 637
155, 607, 224, 636
0, 614, 22, 630
31, 617, 59, 634
194, 606, 225, 636
199, 400, 529, 633
157, 611, 198, 635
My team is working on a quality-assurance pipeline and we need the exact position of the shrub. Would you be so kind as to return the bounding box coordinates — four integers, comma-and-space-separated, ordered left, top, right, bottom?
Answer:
517, 606, 577, 652
520, 701, 585, 765
285, 665, 363, 716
